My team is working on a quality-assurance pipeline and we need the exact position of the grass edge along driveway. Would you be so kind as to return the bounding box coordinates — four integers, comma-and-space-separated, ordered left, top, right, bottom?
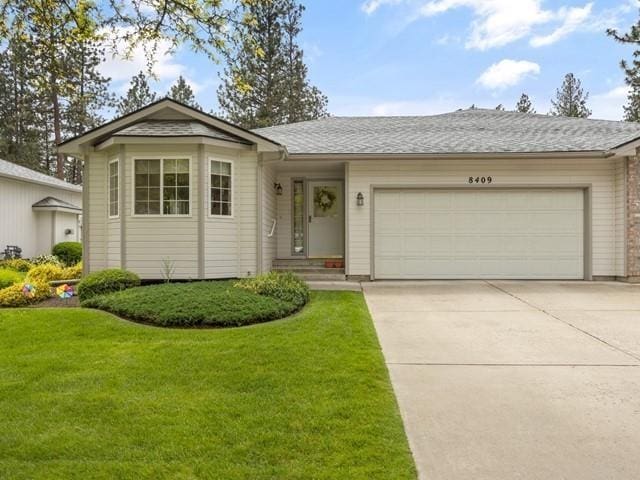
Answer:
0, 291, 416, 479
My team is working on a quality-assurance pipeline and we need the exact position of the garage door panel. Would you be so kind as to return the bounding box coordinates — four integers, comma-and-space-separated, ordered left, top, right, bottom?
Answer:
374, 189, 584, 280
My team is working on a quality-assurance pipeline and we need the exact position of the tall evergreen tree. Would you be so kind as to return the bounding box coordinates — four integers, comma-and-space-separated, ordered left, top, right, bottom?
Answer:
167, 76, 201, 109
608, 19, 640, 121
117, 72, 158, 116
515, 93, 536, 113
550, 73, 591, 118
217, 0, 328, 128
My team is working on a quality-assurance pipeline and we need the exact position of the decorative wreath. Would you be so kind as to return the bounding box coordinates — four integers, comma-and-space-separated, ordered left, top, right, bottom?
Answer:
314, 188, 337, 212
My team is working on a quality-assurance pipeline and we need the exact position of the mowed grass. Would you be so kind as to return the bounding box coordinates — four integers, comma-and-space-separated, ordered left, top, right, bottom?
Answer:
0, 292, 416, 479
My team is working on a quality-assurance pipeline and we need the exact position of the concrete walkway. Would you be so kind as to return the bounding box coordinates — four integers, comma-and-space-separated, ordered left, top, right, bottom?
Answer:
363, 281, 640, 480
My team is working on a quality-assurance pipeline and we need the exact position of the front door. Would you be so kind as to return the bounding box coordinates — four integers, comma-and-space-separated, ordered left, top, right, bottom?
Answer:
307, 180, 344, 258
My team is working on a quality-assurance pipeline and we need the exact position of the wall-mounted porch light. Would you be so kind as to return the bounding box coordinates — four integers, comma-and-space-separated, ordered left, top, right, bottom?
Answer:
356, 192, 364, 206
274, 183, 283, 196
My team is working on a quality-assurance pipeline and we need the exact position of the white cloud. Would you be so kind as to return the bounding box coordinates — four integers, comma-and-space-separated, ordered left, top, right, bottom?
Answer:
476, 59, 540, 89
98, 27, 187, 83
530, 3, 593, 47
590, 85, 629, 120
361, 0, 403, 14
362, 0, 595, 50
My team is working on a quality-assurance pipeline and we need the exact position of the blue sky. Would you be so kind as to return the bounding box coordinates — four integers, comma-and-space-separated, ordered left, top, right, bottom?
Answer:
101, 0, 640, 120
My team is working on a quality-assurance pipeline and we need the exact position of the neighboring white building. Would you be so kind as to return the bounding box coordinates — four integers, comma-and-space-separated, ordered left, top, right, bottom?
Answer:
0, 159, 82, 259
59, 99, 640, 282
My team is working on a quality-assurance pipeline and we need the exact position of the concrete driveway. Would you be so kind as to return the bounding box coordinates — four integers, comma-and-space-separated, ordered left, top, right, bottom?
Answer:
363, 281, 640, 480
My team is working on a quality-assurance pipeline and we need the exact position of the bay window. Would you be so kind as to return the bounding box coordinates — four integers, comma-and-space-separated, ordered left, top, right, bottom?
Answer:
134, 158, 190, 215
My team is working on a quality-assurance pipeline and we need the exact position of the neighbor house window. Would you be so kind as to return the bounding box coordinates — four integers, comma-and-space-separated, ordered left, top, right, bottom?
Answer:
210, 160, 232, 216
134, 158, 190, 215
108, 159, 119, 217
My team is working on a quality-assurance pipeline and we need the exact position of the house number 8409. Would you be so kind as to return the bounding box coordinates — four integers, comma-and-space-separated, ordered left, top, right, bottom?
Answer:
468, 176, 492, 184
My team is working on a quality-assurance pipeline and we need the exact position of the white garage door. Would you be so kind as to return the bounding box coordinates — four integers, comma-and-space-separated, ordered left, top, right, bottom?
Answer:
374, 189, 584, 279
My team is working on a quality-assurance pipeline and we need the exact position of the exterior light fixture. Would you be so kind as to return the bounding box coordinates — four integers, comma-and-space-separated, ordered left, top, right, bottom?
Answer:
274, 183, 283, 196
356, 192, 364, 206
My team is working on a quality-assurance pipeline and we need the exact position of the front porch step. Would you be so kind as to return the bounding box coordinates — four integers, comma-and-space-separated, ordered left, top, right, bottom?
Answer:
272, 258, 334, 267
272, 265, 344, 273
294, 272, 347, 281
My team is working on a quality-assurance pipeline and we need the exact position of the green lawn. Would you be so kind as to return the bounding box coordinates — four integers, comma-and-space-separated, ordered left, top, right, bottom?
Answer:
0, 291, 416, 479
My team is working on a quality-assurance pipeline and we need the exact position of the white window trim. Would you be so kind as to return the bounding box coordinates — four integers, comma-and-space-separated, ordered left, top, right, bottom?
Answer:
131, 156, 193, 218
208, 157, 234, 219
108, 158, 119, 219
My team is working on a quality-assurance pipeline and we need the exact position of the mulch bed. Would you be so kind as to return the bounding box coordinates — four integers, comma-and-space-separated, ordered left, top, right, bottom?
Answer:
29, 296, 80, 308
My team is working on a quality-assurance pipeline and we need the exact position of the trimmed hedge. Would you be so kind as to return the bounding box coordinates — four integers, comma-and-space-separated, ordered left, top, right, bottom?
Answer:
0, 269, 24, 289
81, 281, 298, 327
235, 271, 310, 309
52, 242, 82, 266
77, 269, 140, 301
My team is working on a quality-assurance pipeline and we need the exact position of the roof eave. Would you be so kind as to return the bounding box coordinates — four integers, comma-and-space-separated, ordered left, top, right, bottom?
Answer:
0, 172, 82, 192
286, 150, 611, 161
58, 98, 283, 156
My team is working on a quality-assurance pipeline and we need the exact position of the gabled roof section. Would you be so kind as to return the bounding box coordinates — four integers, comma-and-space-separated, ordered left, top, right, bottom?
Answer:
252, 109, 640, 157
0, 158, 82, 192
58, 98, 283, 155
32, 196, 82, 213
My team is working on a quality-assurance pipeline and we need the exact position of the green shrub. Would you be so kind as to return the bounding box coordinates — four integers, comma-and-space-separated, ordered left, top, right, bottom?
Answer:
235, 271, 310, 309
77, 269, 140, 301
0, 258, 34, 272
61, 262, 83, 280
26, 264, 65, 284
0, 269, 24, 289
81, 281, 297, 327
52, 242, 82, 266
0, 280, 51, 307
31, 254, 62, 267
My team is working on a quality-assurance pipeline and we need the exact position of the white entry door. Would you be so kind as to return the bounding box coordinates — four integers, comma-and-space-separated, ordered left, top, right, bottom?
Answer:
374, 189, 584, 279
307, 181, 344, 258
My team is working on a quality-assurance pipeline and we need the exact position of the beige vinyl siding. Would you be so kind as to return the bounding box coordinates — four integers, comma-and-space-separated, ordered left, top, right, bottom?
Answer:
203, 147, 258, 279
261, 162, 277, 272
0, 176, 81, 258
86, 151, 107, 272
348, 158, 624, 278
122, 145, 199, 279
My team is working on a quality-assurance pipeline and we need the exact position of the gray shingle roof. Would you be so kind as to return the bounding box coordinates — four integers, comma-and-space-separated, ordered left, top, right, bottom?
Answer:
32, 196, 82, 212
252, 109, 640, 155
114, 120, 252, 145
0, 158, 82, 191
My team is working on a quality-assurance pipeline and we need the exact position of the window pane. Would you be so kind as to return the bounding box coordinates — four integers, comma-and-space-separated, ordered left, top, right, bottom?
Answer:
164, 173, 176, 186
164, 188, 176, 201
149, 174, 160, 187
220, 162, 231, 175
148, 201, 160, 215
163, 201, 175, 215
221, 189, 230, 202
212, 189, 220, 202
135, 187, 148, 201
136, 160, 148, 174
177, 158, 189, 173
211, 201, 221, 215
163, 158, 177, 173
149, 160, 160, 173
220, 176, 230, 189
211, 174, 221, 188
177, 173, 189, 186
177, 187, 189, 201
221, 203, 230, 216
177, 201, 189, 215
149, 187, 160, 201
135, 202, 148, 215
293, 180, 304, 254
211, 161, 220, 174
135, 174, 147, 187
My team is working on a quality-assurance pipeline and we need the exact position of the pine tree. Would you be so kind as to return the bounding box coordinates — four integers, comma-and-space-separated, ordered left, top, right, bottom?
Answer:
608, 20, 640, 121
117, 72, 158, 116
515, 93, 536, 113
550, 73, 591, 118
217, 0, 328, 128
167, 76, 201, 109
